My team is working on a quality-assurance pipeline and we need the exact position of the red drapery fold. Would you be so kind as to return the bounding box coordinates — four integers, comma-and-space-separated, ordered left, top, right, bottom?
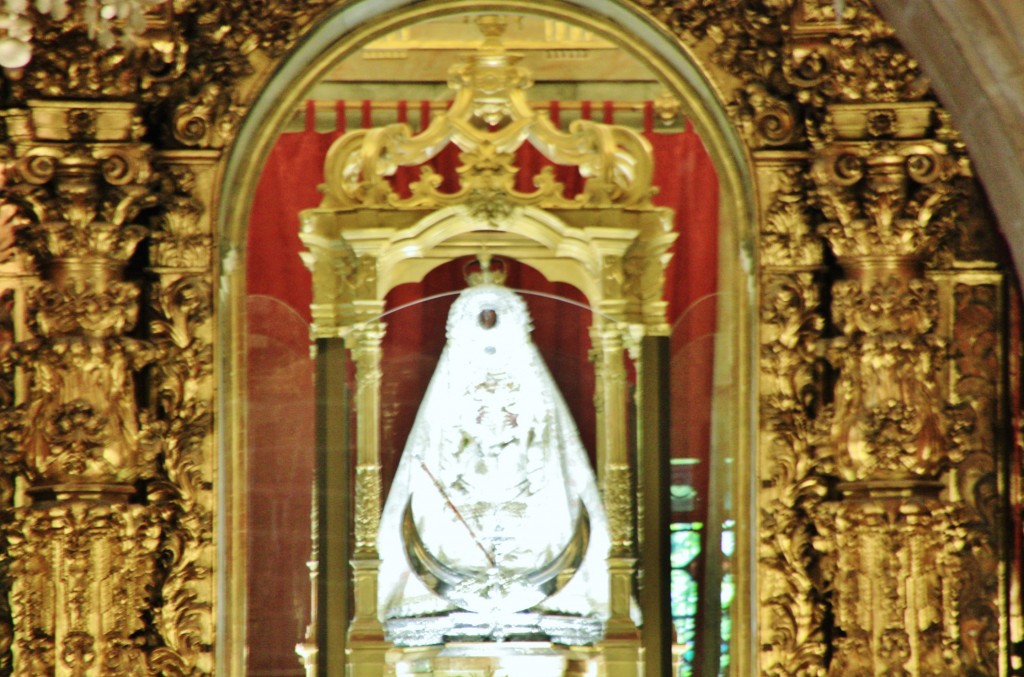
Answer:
247, 101, 341, 316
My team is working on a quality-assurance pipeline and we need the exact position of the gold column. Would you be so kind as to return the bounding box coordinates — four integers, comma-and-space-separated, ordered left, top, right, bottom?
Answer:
346, 318, 389, 677
3, 101, 162, 675
591, 318, 641, 677
813, 109, 964, 675
636, 334, 671, 677
315, 336, 351, 677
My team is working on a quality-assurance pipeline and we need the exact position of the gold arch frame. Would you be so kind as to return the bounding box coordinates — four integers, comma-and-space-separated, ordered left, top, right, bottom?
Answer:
219, 2, 755, 675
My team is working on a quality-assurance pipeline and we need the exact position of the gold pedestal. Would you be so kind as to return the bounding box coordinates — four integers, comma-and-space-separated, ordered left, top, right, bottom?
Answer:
601, 556, 642, 677
349, 641, 390, 677
388, 642, 595, 677
600, 638, 643, 677
348, 558, 390, 677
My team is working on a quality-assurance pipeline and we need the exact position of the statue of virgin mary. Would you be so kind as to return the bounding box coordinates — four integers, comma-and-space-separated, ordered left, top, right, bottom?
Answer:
376, 269, 610, 646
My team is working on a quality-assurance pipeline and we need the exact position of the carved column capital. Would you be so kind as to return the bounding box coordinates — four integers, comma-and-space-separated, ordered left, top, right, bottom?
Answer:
813, 138, 958, 260
299, 216, 384, 338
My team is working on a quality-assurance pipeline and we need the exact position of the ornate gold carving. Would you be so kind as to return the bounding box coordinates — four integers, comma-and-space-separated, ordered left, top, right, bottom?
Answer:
813, 142, 958, 259
927, 177, 1001, 268
815, 142, 950, 245
183, 0, 328, 61
784, 1, 928, 108
320, 34, 655, 212
29, 276, 140, 340
13, 35, 143, 100
145, 156, 217, 674
808, 9, 926, 105
8, 148, 153, 235
759, 271, 825, 408
827, 102, 936, 141
768, 2, 1012, 660
144, 154, 216, 677
753, 150, 831, 674
730, 84, 802, 149
170, 84, 243, 149
816, 498, 967, 676
151, 161, 215, 269
828, 331, 946, 483
0, 89, 216, 674
354, 466, 383, 557
6, 502, 165, 676
811, 100, 961, 485
148, 275, 214, 412
942, 280, 1004, 674
604, 463, 634, 556
0, 1, 1009, 675
2, 105, 154, 500
832, 273, 936, 336
0, 166, 31, 674
760, 162, 822, 267
145, 271, 215, 674
758, 269, 830, 673
15, 337, 155, 490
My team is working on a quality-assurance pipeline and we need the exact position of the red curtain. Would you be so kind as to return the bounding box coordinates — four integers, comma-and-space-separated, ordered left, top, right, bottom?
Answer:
245, 296, 315, 677
247, 103, 345, 316
245, 100, 718, 675
653, 116, 719, 523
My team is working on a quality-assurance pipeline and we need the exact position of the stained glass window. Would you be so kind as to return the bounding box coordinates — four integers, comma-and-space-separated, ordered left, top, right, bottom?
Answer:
719, 519, 736, 674
670, 522, 702, 676
670, 518, 736, 676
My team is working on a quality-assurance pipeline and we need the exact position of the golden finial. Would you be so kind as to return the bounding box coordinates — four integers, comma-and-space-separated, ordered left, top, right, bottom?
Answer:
475, 15, 509, 50
465, 252, 507, 286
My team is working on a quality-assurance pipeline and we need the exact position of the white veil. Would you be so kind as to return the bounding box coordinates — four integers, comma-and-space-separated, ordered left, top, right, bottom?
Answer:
376, 284, 610, 642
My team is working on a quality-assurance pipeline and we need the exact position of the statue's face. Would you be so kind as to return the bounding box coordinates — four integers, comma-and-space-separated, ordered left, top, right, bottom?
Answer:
478, 308, 497, 329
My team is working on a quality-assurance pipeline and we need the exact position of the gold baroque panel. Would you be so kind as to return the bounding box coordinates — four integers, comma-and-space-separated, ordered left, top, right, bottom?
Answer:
0, 0, 1013, 675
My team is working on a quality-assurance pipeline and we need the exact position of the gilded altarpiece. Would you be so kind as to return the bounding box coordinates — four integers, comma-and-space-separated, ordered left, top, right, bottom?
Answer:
0, 0, 1013, 675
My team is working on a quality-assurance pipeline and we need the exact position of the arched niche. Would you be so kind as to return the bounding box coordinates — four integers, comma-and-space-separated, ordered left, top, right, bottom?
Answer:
300, 203, 676, 329
219, 2, 756, 676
